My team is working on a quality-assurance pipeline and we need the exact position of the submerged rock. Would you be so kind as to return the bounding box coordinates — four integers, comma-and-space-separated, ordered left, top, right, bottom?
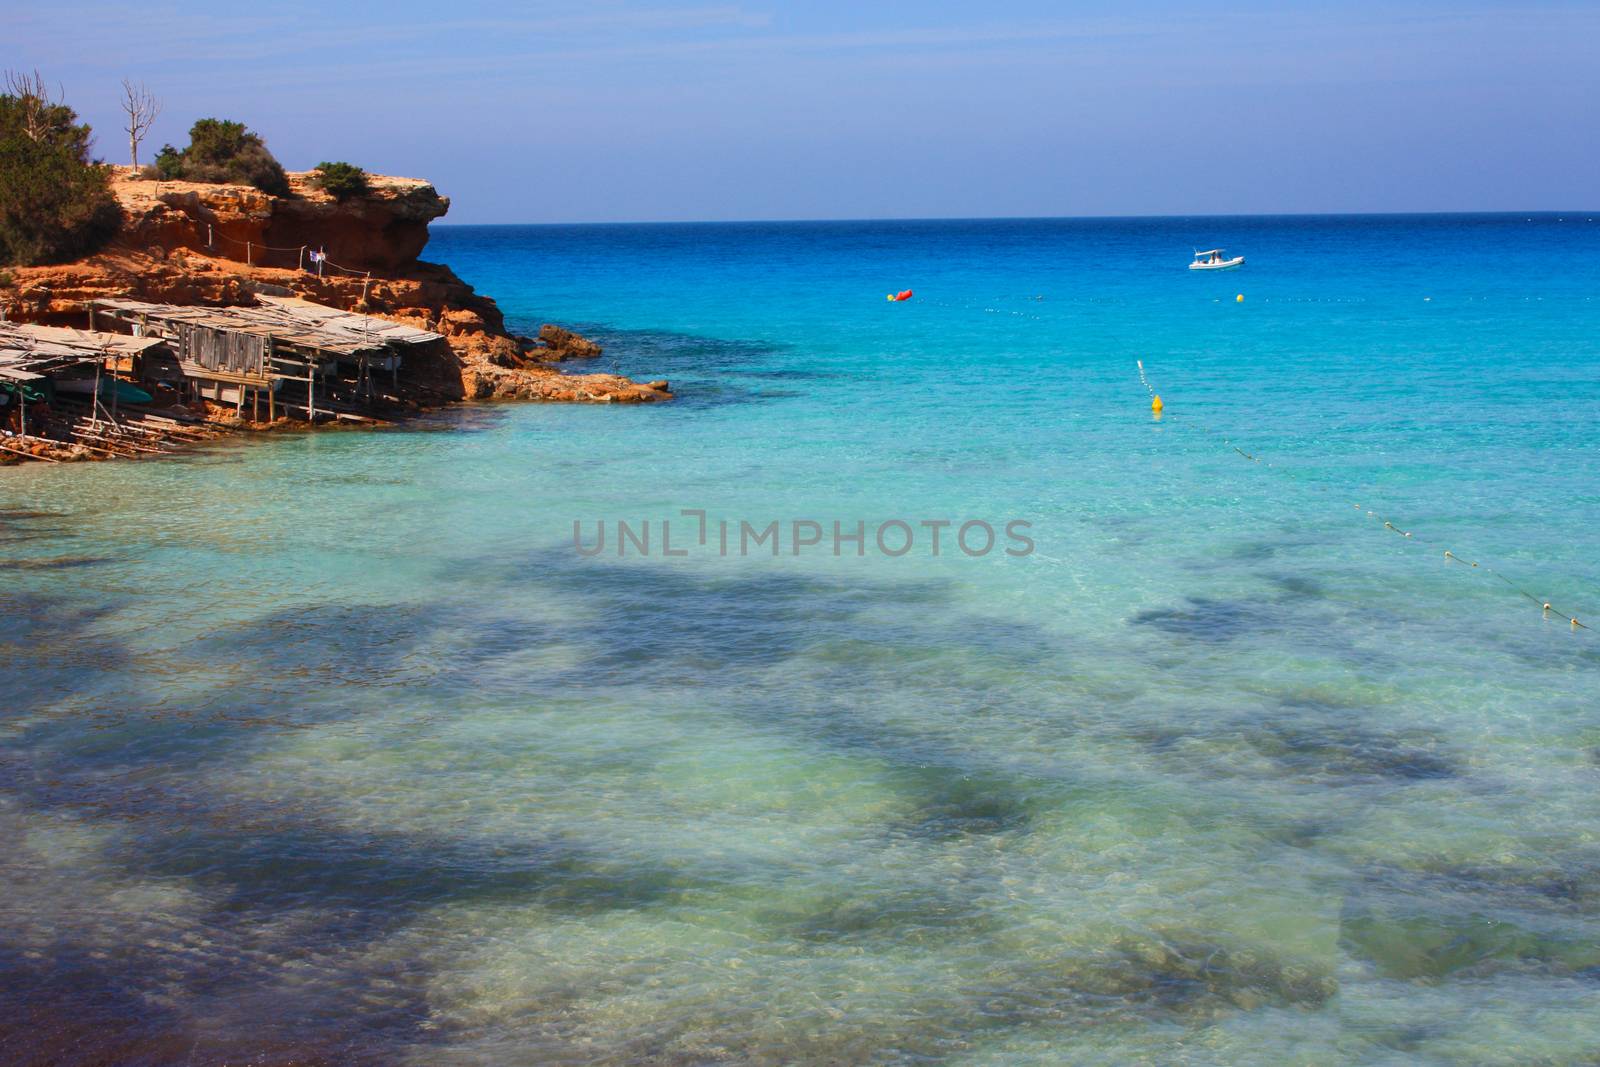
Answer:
1340, 907, 1600, 981
1245, 722, 1456, 783
1130, 596, 1273, 642
1087, 929, 1339, 1013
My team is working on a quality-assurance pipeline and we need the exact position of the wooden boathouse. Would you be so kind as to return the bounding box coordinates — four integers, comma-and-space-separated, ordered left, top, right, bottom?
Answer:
0, 322, 205, 460
89, 296, 444, 423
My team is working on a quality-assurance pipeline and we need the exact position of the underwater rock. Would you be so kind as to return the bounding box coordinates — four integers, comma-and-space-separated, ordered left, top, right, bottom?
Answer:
1340, 907, 1600, 981
778, 889, 992, 946
889, 770, 1035, 842
1125, 716, 1456, 787
1245, 722, 1456, 783
1131, 597, 1273, 642
1091, 929, 1339, 1013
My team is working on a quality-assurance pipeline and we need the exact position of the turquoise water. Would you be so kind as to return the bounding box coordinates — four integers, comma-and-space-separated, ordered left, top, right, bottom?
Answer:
3, 214, 1599, 1064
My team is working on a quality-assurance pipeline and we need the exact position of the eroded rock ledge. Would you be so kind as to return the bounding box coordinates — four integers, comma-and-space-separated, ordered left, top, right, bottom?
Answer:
1, 172, 671, 406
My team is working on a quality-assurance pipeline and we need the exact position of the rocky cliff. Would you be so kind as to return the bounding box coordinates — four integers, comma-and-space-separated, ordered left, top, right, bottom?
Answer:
1, 173, 670, 404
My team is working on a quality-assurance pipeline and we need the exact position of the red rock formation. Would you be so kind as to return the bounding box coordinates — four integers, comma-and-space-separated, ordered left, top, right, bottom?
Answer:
537, 324, 603, 359
112, 173, 463, 280
1, 173, 669, 406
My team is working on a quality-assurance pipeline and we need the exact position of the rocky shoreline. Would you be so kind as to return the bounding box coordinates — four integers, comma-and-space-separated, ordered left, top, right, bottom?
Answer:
1, 171, 670, 464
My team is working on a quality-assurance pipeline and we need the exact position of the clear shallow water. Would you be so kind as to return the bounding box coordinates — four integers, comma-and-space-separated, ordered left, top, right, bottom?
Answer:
3, 214, 1599, 1065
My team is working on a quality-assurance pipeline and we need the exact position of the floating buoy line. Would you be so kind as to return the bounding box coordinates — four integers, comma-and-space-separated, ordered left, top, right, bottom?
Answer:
1135, 360, 1591, 635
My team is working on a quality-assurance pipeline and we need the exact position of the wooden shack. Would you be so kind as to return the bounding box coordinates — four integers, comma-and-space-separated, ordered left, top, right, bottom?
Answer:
0, 322, 183, 459
90, 296, 444, 422
1, 321, 164, 407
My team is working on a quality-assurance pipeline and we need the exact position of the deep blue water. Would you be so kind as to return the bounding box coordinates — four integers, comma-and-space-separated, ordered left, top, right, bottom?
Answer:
2, 213, 1599, 1064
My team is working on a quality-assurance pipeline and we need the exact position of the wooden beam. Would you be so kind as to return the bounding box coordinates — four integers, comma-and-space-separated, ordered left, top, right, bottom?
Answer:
0, 439, 59, 462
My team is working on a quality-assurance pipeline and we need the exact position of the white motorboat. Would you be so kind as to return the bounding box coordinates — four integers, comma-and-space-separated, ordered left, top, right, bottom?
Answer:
1189, 248, 1244, 271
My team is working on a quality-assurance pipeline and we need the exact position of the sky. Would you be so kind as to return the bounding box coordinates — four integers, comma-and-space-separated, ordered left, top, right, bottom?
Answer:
5, 2, 1597, 223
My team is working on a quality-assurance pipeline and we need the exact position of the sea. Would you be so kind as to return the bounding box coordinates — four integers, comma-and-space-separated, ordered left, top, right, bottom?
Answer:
2, 213, 1598, 1065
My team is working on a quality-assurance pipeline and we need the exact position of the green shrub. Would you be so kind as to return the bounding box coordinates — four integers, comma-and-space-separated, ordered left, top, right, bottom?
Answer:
185, 118, 251, 163
311, 161, 369, 201
0, 86, 121, 266
152, 143, 184, 179
159, 118, 290, 196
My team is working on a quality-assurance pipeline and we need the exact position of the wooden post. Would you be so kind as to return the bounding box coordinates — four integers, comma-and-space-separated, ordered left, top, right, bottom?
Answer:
268, 378, 275, 421
207, 223, 213, 248
307, 361, 316, 423
362, 271, 371, 307
246, 241, 253, 267
87, 301, 96, 330
299, 246, 306, 271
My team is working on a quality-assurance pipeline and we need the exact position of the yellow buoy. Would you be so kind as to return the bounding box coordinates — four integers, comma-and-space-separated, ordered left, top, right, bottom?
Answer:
1151, 395, 1163, 412
886, 294, 895, 302
1236, 293, 1244, 303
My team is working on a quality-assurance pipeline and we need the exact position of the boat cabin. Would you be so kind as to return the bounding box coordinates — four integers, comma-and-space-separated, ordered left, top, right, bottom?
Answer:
1188, 248, 1245, 271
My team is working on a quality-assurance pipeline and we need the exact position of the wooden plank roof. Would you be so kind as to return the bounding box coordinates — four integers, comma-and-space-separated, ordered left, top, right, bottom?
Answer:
92, 297, 443, 357
0, 322, 162, 379
253, 295, 444, 346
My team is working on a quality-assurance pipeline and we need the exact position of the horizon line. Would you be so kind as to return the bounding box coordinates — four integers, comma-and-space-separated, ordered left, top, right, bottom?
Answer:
433, 209, 1599, 228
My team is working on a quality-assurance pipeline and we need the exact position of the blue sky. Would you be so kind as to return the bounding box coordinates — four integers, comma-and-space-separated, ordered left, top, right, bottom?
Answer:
6, 2, 1596, 222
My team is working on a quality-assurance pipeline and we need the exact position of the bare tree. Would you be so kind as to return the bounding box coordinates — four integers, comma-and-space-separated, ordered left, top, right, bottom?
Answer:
3, 69, 64, 143
120, 78, 162, 173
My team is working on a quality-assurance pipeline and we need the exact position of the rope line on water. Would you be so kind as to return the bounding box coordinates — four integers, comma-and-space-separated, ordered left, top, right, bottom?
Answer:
1136, 359, 1156, 399
1137, 361, 1591, 635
